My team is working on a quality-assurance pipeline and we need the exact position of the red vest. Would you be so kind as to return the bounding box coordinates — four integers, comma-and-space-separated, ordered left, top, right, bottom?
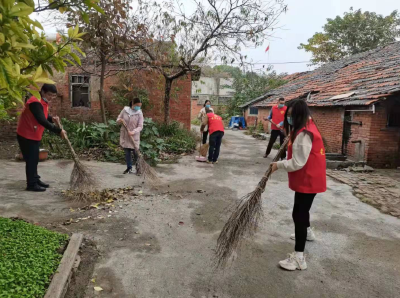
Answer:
17, 96, 49, 141
287, 120, 326, 194
271, 105, 287, 130
207, 113, 224, 135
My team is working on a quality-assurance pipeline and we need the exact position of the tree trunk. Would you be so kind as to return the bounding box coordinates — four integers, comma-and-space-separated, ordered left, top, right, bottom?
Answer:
163, 77, 173, 124
99, 54, 107, 124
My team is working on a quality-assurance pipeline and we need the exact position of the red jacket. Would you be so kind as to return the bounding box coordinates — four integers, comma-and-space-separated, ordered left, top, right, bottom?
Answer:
207, 113, 224, 135
17, 96, 49, 141
287, 120, 326, 194
271, 105, 287, 130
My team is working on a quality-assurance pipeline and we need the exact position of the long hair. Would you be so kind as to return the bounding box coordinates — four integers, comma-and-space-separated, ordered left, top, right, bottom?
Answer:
283, 99, 311, 143
204, 100, 211, 107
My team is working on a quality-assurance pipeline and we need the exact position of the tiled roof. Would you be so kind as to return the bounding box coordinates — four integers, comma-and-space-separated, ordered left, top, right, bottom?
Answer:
243, 42, 400, 108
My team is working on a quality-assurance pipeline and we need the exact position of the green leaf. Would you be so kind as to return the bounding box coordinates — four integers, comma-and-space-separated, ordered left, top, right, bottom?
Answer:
34, 77, 55, 84
27, 89, 41, 99
72, 43, 86, 57
82, 12, 90, 24
15, 42, 35, 49
69, 53, 81, 66
10, 2, 34, 17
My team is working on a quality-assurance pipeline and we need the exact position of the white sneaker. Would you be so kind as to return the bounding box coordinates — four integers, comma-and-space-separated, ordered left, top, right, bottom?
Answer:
279, 253, 307, 271
290, 227, 316, 241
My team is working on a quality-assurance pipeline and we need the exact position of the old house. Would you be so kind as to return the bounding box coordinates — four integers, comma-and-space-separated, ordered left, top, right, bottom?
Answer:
191, 77, 235, 119
241, 42, 400, 168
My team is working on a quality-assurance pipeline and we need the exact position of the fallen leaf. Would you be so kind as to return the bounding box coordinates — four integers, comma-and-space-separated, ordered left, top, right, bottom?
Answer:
139, 190, 143, 194
91, 278, 96, 283
107, 199, 114, 203
145, 243, 151, 246
94, 286, 103, 292
179, 221, 184, 225
69, 208, 75, 212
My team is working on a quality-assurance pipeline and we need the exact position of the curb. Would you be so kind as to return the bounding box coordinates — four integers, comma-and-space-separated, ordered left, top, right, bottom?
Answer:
45, 233, 83, 298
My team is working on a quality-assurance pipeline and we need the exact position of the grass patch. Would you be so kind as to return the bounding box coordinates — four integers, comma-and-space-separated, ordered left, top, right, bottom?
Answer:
0, 218, 68, 298
191, 118, 201, 126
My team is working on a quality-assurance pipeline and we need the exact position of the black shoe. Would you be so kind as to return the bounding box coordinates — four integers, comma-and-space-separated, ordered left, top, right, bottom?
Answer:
123, 168, 133, 174
26, 184, 46, 192
37, 180, 49, 188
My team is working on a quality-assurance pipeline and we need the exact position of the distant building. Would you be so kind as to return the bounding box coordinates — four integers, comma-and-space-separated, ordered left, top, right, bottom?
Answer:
240, 42, 400, 168
191, 77, 235, 119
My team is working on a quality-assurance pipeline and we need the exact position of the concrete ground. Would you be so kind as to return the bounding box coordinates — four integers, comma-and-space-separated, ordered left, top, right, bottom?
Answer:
0, 129, 399, 298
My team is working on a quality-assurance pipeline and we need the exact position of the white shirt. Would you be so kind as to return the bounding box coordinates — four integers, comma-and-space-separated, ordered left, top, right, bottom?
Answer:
277, 132, 312, 172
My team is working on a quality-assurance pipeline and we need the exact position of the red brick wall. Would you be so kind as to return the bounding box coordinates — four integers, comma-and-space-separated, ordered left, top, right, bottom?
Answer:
191, 100, 203, 121
366, 102, 399, 168
309, 107, 344, 153
0, 109, 21, 141
50, 67, 192, 129
345, 111, 372, 159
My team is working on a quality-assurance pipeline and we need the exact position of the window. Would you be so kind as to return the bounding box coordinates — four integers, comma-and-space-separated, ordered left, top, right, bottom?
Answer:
387, 101, 400, 127
249, 107, 258, 115
70, 75, 90, 107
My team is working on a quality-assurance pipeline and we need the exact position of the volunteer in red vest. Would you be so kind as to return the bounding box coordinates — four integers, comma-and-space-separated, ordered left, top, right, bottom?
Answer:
271, 99, 326, 271
263, 97, 287, 159
200, 108, 224, 164
17, 84, 67, 192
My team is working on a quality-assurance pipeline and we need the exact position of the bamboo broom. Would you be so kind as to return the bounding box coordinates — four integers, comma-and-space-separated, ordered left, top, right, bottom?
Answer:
54, 118, 97, 190
121, 120, 160, 184
215, 136, 290, 267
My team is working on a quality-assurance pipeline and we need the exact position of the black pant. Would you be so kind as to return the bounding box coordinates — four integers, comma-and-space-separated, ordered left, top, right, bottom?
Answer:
124, 148, 138, 170
202, 130, 208, 145
265, 129, 286, 159
293, 192, 316, 252
208, 131, 224, 162
17, 134, 41, 187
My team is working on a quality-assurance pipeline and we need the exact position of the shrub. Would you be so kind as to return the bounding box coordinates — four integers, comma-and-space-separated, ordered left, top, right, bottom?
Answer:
156, 121, 197, 154
191, 118, 201, 125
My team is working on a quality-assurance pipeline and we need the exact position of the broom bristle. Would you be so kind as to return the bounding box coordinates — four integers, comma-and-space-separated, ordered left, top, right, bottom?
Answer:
137, 156, 160, 184
215, 136, 290, 267
70, 160, 96, 190
199, 144, 209, 157
215, 177, 268, 267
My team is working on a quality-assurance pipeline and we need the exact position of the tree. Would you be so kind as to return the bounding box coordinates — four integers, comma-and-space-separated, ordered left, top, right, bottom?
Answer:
227, 70, 287, 116
130, 0, 287, 123
65, 0, 137, 124
299, 8, 400, 65
0, 0, 103, 119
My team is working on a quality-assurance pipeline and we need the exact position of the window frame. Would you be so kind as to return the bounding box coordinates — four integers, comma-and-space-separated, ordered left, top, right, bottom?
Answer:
70, 74, 91, 108
248, 106, 259, 116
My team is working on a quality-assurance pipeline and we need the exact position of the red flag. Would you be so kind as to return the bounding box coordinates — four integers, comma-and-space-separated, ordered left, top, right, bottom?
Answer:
265, 45, 270, 52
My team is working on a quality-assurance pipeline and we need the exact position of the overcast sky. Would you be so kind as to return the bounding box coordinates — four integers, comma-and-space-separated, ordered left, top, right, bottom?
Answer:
36, 0, 399, 75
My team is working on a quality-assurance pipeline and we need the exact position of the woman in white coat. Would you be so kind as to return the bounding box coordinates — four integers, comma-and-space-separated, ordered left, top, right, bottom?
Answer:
197, 100, 214, 144
117, 98, 144, 174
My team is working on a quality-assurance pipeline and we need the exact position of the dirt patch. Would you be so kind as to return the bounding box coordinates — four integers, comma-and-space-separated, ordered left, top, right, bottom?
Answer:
0, 140, 18, 160
327, 169, 400, 218
65, 239, 100, 298
85, 267, 131, 298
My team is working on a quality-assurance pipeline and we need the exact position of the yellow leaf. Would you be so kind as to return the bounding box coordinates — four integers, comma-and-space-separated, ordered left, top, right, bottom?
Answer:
27, 89, 41, 99
74, 24, 79, 37
15, 42, 36, 49
68, 26, 73, 38
59, 6, 67, 14
106, 199, 114, 203
91, 278, 96, 283
94, 286, 103, 292
34, 78, 55, 84
33, 65, 43, 81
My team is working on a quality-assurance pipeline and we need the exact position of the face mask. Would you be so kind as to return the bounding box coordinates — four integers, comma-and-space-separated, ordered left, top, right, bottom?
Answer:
206, 104, 211, 108
134, 106, 141, 111
287, 117, 293, 126
278, 104, 284, 108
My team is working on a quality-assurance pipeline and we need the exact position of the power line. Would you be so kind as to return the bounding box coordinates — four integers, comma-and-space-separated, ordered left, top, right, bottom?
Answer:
206, 61, 310, 65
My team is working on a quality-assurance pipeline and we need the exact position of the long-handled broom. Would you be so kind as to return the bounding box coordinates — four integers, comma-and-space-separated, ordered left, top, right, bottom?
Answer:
54, 118, 97, 190
215, 136, 290, 267
121, 120, 159, 184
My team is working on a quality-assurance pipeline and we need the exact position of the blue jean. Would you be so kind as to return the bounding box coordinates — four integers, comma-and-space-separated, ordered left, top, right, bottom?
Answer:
124, 148, 138, 170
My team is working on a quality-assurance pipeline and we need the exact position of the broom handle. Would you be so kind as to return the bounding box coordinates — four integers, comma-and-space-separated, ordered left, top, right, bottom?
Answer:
121, 120, 142, 156
265, 118, 284, 132
53, 118, 79, 163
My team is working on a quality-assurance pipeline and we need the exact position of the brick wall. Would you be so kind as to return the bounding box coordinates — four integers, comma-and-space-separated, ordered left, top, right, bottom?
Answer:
309, 107, 343, 153
0, 109, 20, 141
50, 67, 192, 129
366, 102, 400, 168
